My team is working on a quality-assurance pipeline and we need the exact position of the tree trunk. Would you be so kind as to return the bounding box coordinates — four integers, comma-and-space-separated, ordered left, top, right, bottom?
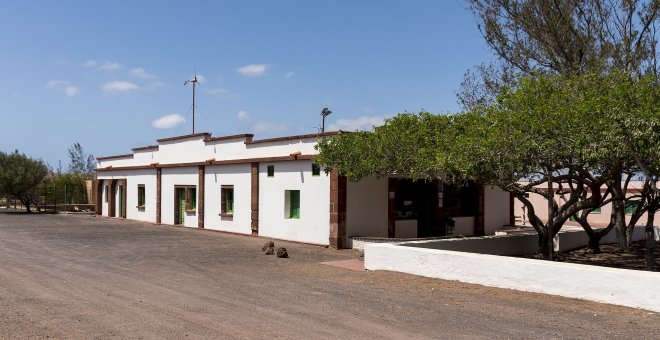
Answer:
611, 182, 628, 250
645, 210, 656, 271
585, 229, 602, 254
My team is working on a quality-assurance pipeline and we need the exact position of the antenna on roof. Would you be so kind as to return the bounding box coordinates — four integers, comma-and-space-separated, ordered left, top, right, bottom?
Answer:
184, 74, 199, 134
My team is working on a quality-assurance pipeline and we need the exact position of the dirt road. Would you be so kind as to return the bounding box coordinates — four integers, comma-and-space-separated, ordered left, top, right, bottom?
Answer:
0, 214, 658, 339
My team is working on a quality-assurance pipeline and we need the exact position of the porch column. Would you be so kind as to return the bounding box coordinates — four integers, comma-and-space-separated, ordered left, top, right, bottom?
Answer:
250, 162, 259, 235
387, 178, 398, 238
94, 179, 103, 215
509, 192, 515, 226
121, 179, 127, 218
198, 165, 205, 228
156, 168, 162, 224
109, 179, 117, 217
329, 169, 347, 249
474, 183, 485, 236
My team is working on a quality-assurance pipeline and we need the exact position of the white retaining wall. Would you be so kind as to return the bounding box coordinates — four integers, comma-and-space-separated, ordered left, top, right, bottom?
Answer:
404, 227, 646, 256
365, 242, 660, 312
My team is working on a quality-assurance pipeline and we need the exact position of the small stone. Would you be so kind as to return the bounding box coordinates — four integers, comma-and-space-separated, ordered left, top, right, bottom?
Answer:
265, 247, 274, 255
262, 241, 275, 251
276, 247, 288, 258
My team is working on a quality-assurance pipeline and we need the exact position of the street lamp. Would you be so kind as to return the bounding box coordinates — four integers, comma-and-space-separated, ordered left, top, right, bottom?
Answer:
321, 107, 332, 132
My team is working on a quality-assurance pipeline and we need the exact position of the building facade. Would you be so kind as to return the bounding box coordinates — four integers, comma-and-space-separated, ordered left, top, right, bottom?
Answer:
96, 132, 513, 248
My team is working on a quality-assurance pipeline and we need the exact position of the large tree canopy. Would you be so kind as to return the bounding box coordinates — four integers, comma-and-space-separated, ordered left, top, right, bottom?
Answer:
0, 150, 49, 213
317, 72, 659, 258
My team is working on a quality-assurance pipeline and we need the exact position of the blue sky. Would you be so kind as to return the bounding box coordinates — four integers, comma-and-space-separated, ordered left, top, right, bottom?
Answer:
0, 0, 493, 167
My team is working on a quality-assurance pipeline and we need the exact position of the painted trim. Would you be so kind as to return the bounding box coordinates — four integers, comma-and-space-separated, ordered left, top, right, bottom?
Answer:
198, 165, 205, 229
156, 132, 211, 143
97, 153, 134, 161
132, 145, 159, 152
156, 168, 162, 224
250, 162, 259, 235
246, 131, 340, 145
97, 155, 317, 172
329, 170, 347, 249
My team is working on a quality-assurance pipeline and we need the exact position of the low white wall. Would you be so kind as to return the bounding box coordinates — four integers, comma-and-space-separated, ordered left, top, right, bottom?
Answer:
365, 242, 660, 313
395, 220, 417, 238
451, 216, 474, 236
404, 227, 646, 256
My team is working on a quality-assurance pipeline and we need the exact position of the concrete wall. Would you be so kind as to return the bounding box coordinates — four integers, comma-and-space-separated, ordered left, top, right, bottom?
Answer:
346, 177, 389, 238
395, 219, 417, 238
204, 164, 252, 235
161, 167, 198, 228
484, 187, 510, 234
257, 160, 330, 245
365, 242, 660, 313
513, 181, 660, 227
403, 227, 646, 256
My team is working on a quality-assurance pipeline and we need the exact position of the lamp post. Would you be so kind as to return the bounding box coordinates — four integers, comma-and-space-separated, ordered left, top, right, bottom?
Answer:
321, 107, 332, 132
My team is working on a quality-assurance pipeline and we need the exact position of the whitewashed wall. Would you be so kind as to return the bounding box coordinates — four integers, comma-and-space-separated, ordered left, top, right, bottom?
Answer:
204, 164, 252, 235
161, 167, 199, 228
346, 177, 389, 238
258, 160, 330, 245
484, 186, 511, 234
101, 180, 109, 216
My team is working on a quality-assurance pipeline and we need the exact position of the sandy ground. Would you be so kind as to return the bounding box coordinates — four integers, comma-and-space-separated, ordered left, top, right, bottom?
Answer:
1, 213, 659, 339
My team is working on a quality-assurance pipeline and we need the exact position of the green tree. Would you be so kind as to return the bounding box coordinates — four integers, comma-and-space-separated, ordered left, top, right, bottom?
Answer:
68, 143, 96, 177
0, 151, 49, 213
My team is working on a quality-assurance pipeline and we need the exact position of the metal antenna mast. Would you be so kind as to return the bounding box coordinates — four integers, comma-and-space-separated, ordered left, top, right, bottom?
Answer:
184, 74, 199, 134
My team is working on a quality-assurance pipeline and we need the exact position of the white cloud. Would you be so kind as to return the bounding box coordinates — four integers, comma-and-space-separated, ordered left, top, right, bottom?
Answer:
45, 80, 80, 96
252, 121, 290, 133
285, 71, 294, 79
327, 116, 387, 131
129, 67, 157, 80
206, 88, 227, 95
46, 80, 70, 89
237, 64, 268, 77
98, 61, 122, 70
152, 114, 186, 129
101, 81, 139, 93
82, 60, 98, 67
237, 110, 249, 120
64, 86, 81, 96
82, 60, 122, 70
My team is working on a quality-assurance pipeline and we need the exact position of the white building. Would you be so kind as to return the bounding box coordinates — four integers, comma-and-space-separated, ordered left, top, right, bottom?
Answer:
96, 132, 513, 248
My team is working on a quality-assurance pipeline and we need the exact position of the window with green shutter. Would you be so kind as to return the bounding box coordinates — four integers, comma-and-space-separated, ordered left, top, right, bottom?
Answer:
625, 200, 640, 215
267, 165, 275, 177
104, 185, 109, 203
221, 186, 234, 215
285, 190, 300, 219
137, 185, 145, 207
312, 163, 321, 176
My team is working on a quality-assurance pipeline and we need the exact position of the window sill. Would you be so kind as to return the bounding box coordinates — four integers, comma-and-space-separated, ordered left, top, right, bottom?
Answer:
185, 209, 196, 214
219, 212, 234, 218
136, 205, 145, 209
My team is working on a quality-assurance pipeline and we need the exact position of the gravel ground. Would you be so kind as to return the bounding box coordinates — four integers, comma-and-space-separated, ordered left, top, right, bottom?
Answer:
1, 213, 659, 339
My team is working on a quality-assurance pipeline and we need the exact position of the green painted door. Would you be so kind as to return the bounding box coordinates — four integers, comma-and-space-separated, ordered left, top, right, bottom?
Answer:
178, 188, 186, 224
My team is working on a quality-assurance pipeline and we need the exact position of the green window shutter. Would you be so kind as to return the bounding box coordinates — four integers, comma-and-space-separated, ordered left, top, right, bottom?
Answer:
105, 186, 109, 202
227, 189, 234, 213
625, 201, 639, 215
221, 188, 227, 213
312, 163, 321, 176
191, 188, 197, 210
290, 190, 300, 219
267, 165, 275, 177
